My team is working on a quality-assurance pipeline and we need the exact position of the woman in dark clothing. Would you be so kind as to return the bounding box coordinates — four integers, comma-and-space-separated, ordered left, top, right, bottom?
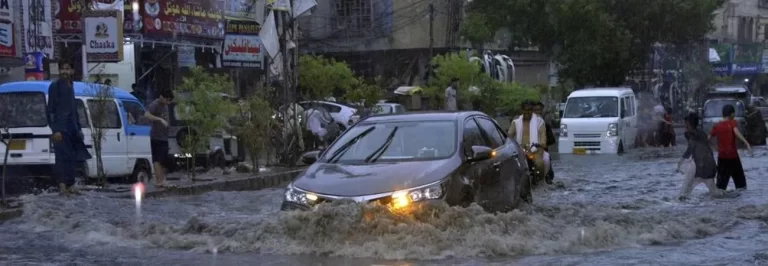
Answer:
677, 113, 721, 200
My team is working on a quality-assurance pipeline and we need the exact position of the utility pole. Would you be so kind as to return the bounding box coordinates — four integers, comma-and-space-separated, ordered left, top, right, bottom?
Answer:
427, 1, 434, 83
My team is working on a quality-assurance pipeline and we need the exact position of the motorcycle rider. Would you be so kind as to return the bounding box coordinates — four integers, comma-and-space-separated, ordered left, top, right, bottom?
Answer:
533, 101, 555, 184
508, 100, 549, 183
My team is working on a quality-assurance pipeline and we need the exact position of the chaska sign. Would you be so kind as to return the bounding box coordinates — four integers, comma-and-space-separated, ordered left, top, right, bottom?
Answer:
83, 10, 124, 62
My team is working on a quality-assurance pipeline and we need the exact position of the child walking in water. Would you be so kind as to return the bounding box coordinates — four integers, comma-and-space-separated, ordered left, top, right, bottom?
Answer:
677, 113, 722, 200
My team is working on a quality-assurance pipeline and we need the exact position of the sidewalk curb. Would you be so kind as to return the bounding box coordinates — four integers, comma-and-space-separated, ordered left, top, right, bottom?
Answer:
113, 168, 306, 199
0, 208, 23, 222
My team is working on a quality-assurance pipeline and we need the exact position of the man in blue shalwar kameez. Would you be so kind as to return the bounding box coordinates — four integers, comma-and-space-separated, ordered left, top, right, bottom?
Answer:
47, 60, 92, 195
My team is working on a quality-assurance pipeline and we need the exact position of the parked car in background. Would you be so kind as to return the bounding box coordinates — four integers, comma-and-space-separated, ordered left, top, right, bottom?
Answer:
167, 93, 242, 171
558, 88, 638, 154
347, 102, 407, 126
297, 101, 357, 131
0, 81, 153, 185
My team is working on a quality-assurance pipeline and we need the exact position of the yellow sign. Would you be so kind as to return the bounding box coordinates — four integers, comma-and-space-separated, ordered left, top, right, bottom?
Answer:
8, 139, 26, 150
572, 148, 586, 155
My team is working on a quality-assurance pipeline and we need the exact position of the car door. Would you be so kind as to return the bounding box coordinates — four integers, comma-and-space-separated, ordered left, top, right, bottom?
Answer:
75, 98, 95, 176
473, 116, 512, 181
86, 98, 129, 176
121, 100, 152, 171
460, 118, 491, 185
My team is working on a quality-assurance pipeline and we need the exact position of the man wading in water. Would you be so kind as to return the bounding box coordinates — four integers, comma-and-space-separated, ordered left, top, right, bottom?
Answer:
144, 90, 174, 188
709, 104, 752, 192
47, 60, 92, 196
677, 113, 721, 200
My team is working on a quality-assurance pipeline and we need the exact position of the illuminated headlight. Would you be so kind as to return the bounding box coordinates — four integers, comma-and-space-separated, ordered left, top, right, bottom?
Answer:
390, 181, 445, 209
607, 123, 618, 137
560, 124, 568, 137
173, 153, 193, 158
284, 184, 318, 205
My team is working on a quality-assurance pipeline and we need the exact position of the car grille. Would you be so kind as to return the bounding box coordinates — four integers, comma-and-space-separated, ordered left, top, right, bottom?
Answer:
574, 133, 602, 138
574, 141, 601, 147
316, 195, 392, 206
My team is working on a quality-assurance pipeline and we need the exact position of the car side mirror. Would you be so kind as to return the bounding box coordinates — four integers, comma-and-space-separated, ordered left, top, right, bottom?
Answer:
466, 145, 495, 163
300, 150, 321, 165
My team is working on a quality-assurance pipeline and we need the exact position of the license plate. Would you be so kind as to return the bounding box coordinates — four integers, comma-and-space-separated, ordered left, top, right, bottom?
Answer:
8, 139, 26, 150
572, 148, 586, 155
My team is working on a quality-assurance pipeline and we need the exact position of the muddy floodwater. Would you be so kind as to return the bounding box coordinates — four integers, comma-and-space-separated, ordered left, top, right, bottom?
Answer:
3, 145, 768, 265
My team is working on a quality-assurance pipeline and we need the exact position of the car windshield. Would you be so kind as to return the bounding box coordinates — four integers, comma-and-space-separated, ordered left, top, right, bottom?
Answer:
704, 99, 745, 118
0, 92, 48, 128
563, 96, 619, 118
321, 120, 457, 163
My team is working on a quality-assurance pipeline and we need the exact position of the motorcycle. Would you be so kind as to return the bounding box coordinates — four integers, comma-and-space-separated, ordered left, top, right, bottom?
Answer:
522, 143, 550, 187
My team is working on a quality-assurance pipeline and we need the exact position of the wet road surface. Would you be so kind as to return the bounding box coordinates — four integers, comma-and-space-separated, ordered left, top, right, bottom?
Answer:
3, 145, 768, 265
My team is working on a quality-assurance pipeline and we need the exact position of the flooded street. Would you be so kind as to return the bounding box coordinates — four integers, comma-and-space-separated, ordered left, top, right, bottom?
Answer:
3, 144, 768, 265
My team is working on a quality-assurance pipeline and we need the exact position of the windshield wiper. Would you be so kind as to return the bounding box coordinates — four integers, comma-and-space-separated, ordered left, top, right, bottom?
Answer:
326, 126, 375, 163
364, 126, 399, 163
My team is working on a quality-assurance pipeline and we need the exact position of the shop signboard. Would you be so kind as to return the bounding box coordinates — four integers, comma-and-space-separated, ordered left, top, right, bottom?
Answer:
141, 0, 225, 39
54, 0, 142, 35
221, 20, 261, 68
83, 10, 124, 62
732, 43, 762, 75
712, 63, 730, 76
24, 52, 45, 80
711, 44, 732, 63
24, 0, 54, 58
0, 0, 16, 58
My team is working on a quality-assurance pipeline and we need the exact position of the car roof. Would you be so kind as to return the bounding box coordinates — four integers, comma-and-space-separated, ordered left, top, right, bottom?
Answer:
0, 81, 137, 100
361, 111, 483, 123
568, 87, 633, 98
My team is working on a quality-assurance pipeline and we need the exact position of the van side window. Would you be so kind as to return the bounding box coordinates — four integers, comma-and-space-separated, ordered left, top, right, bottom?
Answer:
122, 101, 149, 126
629, 96, 636, 116
87, 99, 121, 128
620, 97, 629, 117
75, 99, 90, 127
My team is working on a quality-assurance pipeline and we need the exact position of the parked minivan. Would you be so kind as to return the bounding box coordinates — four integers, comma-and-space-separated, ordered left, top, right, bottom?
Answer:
0, 81, 153, 184
558, 88, 637, 154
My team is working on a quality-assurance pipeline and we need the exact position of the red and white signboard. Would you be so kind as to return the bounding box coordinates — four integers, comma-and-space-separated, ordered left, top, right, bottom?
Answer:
0, 0, 17, 58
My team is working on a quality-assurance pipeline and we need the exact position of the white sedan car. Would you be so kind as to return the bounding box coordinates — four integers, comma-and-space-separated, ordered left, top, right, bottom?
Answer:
348, 103, 407, 126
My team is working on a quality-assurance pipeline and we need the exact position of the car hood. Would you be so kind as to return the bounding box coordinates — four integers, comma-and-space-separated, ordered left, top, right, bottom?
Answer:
292, 159, 458, 197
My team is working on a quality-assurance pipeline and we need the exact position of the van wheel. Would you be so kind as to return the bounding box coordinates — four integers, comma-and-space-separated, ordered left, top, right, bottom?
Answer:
617, 141, 625, 154
129, 161, 151, 184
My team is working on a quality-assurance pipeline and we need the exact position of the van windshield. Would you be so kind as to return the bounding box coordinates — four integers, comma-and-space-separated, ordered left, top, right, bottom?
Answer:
703, 99, 745, 118
563, 96, 619, 118
0, 92, 48, 128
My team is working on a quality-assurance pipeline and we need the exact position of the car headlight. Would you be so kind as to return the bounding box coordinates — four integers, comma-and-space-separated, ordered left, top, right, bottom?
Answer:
390, 181, 445, 209
284, 184, 318, 206
607, 123, 618, 137
560, 124, 568, 137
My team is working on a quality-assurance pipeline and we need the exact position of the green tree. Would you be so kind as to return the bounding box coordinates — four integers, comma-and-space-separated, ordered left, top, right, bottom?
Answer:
233, 91, 274, 173
85, 82, 115, 187
176, 67, 238, 178
343, 78, 384, 110
298, 55, 358, 100
463, 0, 724, 86
424, 52, 486, 109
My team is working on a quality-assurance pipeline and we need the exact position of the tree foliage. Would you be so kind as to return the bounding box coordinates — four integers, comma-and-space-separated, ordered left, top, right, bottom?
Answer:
176, 67, 238, 177
342, 78, 384, 109
463, 0, 724, 86
233, 89, 274, 173
298, 55, 358, 100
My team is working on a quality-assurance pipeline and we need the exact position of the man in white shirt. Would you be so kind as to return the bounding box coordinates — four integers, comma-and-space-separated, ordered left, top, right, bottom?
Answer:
305, 106, 338, 149
444, 78, 458, 111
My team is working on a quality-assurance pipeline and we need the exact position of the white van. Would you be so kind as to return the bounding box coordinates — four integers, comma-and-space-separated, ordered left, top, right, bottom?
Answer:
0, 81, 153, 184
558, 88, 637, 154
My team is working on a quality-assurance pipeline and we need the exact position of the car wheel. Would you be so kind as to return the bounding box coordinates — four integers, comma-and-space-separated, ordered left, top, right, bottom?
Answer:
521, 172, 533, 204
444, 177, 468, 206
617, 141, 625, 154
129, 161, 151, 183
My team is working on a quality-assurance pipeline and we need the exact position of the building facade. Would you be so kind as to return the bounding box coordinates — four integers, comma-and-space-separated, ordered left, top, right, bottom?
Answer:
297, 0, 549, 87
